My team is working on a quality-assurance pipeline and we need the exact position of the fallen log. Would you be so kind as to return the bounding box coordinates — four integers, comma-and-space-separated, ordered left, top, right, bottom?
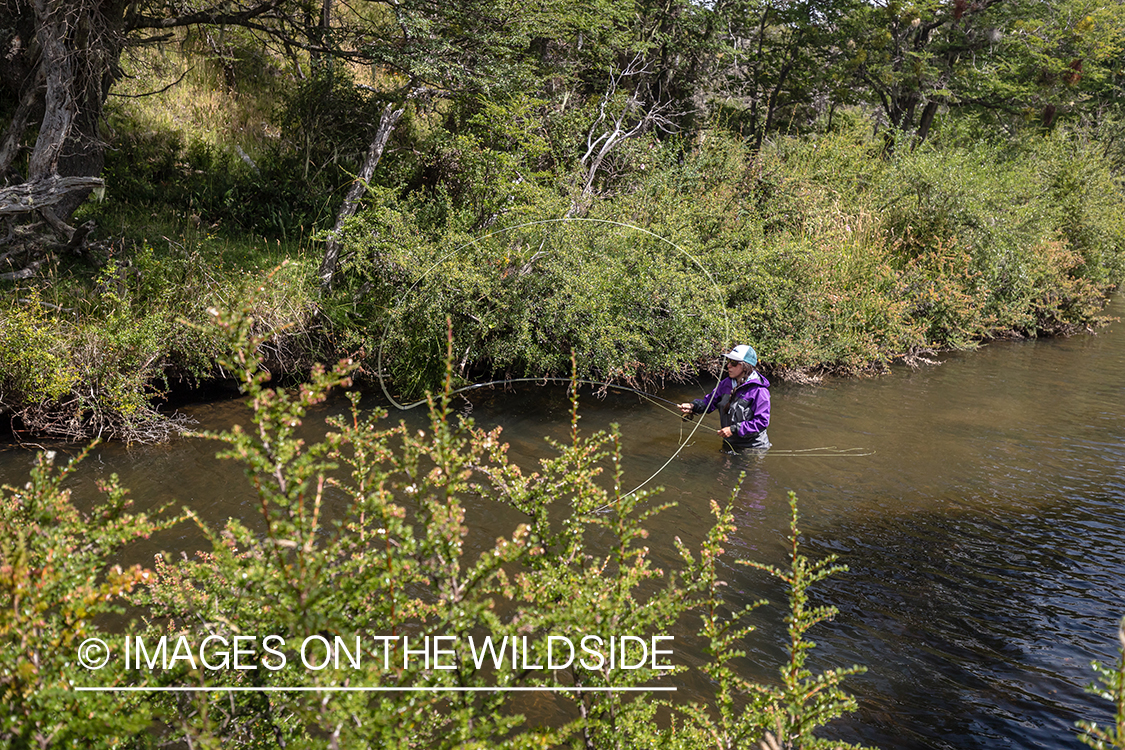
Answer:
0, 176, 104, 216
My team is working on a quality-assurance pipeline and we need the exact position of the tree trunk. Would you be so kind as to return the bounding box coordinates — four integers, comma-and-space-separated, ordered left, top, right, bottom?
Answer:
0, 67, 45, 180
319, 103, 404, 291
27, 0, 75, 182
54, 2, 116, 219
913, 100, 939, 149
3, 0, 114, 222
761, 52, 797, 144
748, 3, 772, 151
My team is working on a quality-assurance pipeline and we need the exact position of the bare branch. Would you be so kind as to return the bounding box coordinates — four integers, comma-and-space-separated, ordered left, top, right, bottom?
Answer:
128, 0, 286, 31
38, 206, 75, 239
125, 32, 177, 46
570, 55, 678, 216
0, 176, 105, 217
319, 103, 405, 290
0, 258, 45, 281
107, 66, 193, 98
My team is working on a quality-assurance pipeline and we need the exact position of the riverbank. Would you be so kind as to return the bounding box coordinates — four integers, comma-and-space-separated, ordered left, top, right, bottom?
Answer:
2, 124, 1123, 441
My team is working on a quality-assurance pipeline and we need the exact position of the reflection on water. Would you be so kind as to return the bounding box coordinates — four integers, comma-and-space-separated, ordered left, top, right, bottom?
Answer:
2, 294, 1124, 749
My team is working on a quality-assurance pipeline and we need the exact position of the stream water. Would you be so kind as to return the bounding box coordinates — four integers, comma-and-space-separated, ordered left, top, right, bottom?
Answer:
3, 293, 1123, 749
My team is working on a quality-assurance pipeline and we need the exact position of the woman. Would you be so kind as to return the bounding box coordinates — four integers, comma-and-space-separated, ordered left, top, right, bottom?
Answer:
679, 344, 770, 452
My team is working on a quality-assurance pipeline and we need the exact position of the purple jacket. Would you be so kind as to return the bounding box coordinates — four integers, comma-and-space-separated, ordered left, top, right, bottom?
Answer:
691, 371, 771, 448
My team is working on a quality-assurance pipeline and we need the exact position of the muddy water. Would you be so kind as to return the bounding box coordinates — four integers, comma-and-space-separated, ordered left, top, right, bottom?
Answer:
3, 294, 1123, 749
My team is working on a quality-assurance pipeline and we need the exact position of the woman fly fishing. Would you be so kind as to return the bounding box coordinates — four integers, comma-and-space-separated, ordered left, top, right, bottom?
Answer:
679, 344, 770, 453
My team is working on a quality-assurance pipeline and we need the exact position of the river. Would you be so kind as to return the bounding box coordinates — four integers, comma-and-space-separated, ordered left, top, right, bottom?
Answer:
3, 293, 1123, 749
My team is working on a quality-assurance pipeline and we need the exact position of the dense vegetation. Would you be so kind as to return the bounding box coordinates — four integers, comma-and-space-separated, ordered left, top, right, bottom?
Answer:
1, 0, 1124, 439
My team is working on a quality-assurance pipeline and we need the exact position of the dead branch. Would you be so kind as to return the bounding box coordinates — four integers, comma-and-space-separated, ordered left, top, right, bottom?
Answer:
319, 102, 404, 290
0, 257, 45, 281
0, 176, 105, 217
569, 55, 677, 217
38, 206, 75, 239
107, 66, 193, 98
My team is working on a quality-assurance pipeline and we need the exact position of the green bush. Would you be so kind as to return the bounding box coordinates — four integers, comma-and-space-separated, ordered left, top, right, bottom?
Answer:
0, 448, 164, 749
322, 121, 1124, 397
0, 299, 79, 408
332, 199, 731, 398
0, 241, 322, 441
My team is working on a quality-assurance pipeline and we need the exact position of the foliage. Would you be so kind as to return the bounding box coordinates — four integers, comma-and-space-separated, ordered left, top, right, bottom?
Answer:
0, 244, 322, 441
673, 496, 771, 749
331, 121, 1123, 400
673, 492, 870, 750
741, 493, 868, 749
6, 0, 1125, 435
716, 0, 859, 149
1078, 617, 1125, 750
99, 117, 335, 241
0, 283, 186, 441
277, 65, 389, 184
333, 200, 730, 398
0, 447, 165, 749
957, 0, 1125, 131
0, 297, 80, 407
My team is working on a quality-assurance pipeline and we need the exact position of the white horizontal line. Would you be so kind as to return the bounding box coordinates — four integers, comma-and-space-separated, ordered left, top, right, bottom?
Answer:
74, 686, 676, 693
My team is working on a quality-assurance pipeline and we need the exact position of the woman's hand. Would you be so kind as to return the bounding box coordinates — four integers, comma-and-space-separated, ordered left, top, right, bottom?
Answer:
717, 426, 733, 438
678, 403, 694, 416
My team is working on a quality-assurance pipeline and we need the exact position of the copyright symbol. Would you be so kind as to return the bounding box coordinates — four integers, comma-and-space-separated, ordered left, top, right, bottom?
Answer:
77, 638, 111, 670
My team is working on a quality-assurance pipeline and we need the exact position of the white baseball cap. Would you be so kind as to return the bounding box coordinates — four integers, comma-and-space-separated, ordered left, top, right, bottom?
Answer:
723, 344, 758, 366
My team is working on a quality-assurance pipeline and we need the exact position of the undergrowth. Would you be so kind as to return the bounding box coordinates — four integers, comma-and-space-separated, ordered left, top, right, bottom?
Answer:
338, 122, 1124, 401
0, 237, 322, 442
